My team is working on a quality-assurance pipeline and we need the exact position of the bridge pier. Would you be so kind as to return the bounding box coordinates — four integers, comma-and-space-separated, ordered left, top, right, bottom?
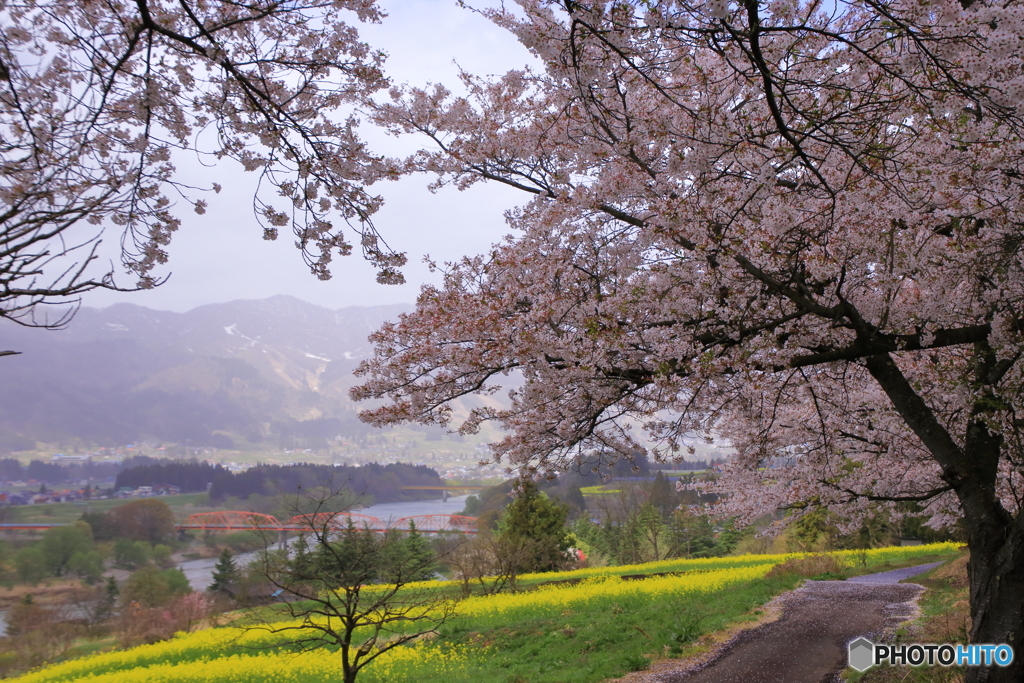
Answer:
278, 529, 289, 551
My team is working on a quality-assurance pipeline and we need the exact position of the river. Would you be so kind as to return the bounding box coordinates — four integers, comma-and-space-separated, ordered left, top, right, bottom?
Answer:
176, 494, 471, 591
0, 495, 472, 635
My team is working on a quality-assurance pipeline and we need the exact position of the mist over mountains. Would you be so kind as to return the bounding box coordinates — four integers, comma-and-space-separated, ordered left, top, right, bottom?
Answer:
0, 296, 411, 450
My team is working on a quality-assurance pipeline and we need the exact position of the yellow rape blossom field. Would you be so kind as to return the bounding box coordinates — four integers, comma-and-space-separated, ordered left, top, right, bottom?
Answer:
11, 543, 960, 683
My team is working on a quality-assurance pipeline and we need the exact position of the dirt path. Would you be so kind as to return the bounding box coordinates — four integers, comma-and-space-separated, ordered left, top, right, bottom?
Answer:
622, 562, 942, 683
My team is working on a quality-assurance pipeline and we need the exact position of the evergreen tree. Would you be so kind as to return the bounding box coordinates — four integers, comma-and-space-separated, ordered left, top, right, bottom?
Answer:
648, 472, 680, 521
95, 576, 119, 622
309, 521, 379, 587
667, 509, 717, 559
402, 522, 437, 582
105, 575, 119, 603
499, 480, 571, 573
245, 490, 454, 683
290, 534, 315, 580
209, 548, 239, 592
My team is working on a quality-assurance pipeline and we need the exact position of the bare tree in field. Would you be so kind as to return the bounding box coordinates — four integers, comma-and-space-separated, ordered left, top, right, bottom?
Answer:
243, 488, 454, 683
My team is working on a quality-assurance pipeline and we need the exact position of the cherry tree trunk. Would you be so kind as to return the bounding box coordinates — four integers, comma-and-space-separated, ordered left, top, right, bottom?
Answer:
865, 355, 1023, 682
958, 540, 1024, 679
963, 521, 1024, 683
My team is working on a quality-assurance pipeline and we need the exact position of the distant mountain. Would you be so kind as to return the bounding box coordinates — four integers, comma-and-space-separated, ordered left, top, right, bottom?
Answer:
0, 296, 412, 449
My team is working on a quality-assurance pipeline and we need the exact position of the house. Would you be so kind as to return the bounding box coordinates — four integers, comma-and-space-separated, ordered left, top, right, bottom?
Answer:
218, 581, 300, 606
50, 454, 90, 464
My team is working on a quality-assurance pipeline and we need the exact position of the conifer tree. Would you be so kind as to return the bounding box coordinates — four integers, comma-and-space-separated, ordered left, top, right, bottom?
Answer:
402, 522, 437, 583
290, 534, 315, 580
94, 576, 120, 623
499, 481, 570, 573
209, 549, 238, 593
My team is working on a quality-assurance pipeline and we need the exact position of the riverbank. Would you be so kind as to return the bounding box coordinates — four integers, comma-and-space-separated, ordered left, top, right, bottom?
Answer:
176, 494, 472, 591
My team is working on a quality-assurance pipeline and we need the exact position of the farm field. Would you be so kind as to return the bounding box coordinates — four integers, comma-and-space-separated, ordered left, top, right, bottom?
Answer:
9, 494, 217, 525
9, 543, 961, 683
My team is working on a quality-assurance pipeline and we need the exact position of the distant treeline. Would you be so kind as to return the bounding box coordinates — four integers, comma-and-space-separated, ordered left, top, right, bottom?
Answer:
208, 462, 445, 503
675, 457, 729, 470
0, 457, 127, 484
113, 458, 227, 493
114, 460, 445, 504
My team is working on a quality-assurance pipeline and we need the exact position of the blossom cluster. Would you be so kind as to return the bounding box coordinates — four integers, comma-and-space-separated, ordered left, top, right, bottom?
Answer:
357, 0, 1024, 543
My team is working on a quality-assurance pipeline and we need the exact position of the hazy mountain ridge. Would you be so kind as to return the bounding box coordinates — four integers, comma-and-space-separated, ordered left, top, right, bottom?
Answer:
0, 296, 412, 449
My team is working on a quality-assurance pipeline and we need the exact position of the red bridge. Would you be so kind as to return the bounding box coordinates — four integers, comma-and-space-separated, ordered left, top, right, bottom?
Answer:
1, 512, 479, 534
176, 511, 478, 533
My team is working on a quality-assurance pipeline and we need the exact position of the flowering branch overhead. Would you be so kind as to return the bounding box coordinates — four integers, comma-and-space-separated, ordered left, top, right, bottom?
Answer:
0, 0, 404, 329
353, 2, 1024, 676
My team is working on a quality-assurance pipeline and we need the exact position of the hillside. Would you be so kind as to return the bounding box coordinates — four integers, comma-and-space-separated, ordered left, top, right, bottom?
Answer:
0, 297, 411, 449
3, 544, 961, 683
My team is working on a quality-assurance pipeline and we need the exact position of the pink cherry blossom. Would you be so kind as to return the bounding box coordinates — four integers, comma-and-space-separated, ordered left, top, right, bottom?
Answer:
0, 0, 402, 330
356, 3, 1024, 679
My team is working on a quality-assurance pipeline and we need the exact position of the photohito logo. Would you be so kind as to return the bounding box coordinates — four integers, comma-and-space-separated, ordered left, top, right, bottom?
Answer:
848, 637, 1015, 671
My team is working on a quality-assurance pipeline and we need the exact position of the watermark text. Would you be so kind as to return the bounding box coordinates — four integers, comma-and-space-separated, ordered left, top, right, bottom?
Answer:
848, 637, 1015, 672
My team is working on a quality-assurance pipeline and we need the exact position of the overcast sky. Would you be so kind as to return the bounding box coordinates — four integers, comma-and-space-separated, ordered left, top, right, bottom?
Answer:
81, 0, 537, 313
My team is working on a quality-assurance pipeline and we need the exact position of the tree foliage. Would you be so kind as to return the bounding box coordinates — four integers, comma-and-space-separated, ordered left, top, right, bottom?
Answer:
40, 521, 98, 578
0, 0, 402, 339
206, 461, 444, 503
121, 565, 191, 609
107, 498, 177, 544
13, 545, 47, 584
209, 548, 240, 593
351, 2, 1024, 678
114, 459, 227, 494
498, 480, 572, 573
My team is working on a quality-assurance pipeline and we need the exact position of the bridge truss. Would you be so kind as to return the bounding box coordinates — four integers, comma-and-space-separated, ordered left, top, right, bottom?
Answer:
392, 515, 479, 533
179, 511, 281, 530
176, 511, 477, 533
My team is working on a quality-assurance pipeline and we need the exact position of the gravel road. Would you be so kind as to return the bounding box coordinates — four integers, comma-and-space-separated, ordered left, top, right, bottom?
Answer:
619, 562, 942, 683
845, 561, 943, 584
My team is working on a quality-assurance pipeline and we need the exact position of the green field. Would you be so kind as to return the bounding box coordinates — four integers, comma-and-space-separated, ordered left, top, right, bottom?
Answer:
9, 493, 217, 525
9, 543, 962, 683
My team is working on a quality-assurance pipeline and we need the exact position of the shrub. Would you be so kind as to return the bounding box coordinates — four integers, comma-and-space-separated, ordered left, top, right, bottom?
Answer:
765, 553, 848, 579
121, 565, 191, 608
152, 544, 174, 569
13, 546, 48, 584
114, 539, 151, 569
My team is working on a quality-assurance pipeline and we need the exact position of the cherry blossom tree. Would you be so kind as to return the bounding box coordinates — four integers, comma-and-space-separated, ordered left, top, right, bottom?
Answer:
0, 0, 403, 345
353, 1, 1024, 678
